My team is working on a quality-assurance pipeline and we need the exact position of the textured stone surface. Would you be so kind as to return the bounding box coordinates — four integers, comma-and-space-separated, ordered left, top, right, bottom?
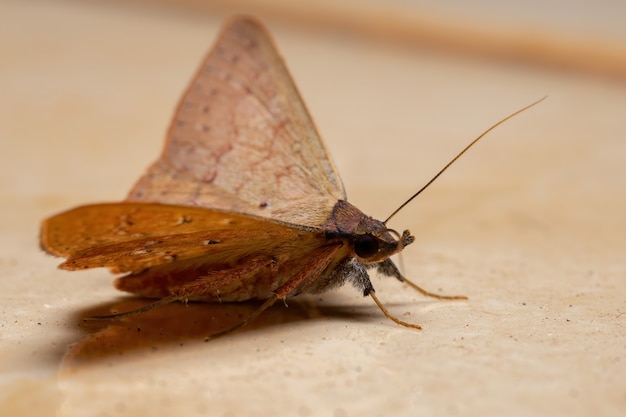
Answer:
1, 2, 624, 416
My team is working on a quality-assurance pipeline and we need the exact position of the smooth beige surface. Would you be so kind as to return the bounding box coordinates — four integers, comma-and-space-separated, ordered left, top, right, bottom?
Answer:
1, 2, 625, 417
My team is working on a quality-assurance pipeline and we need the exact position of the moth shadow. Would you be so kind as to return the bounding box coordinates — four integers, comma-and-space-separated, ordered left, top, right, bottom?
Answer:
64, 295, 376, 365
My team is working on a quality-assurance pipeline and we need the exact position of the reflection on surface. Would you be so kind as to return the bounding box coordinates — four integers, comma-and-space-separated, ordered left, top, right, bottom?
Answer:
61, 294, 379, 369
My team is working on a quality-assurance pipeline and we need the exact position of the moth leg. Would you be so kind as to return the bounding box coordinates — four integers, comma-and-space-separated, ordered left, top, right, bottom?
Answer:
84, 293, 185, 321
368, 291, 422, 330
88, 256, 276, 321
375, 259, 467, 300
204, 296, 278, 341
206, 245, 342, 340
346, 259, 422, 329
173, 256, 276, 300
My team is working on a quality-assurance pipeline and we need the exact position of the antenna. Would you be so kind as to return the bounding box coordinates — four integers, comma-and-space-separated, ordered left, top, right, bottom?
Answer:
384, 96, 547, 225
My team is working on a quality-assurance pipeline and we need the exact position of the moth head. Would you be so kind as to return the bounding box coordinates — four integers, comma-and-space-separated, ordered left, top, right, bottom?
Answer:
324, 200, 415, 264
351, 228, 414, 264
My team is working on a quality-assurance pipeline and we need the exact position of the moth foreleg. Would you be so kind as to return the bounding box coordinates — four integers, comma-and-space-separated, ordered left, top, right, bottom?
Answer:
374, 259, 467, 300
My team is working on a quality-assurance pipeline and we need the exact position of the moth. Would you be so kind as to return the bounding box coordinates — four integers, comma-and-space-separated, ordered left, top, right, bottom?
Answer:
40, 17, 543, 337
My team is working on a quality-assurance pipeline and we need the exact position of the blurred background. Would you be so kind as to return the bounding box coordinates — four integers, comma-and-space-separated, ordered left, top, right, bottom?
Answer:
138, 0, 626, 78
2, 0, 625, 199
1, 2, 625, 417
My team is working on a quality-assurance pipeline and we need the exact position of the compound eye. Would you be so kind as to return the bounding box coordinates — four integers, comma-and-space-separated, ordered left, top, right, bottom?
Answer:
354, 234, 380, 258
